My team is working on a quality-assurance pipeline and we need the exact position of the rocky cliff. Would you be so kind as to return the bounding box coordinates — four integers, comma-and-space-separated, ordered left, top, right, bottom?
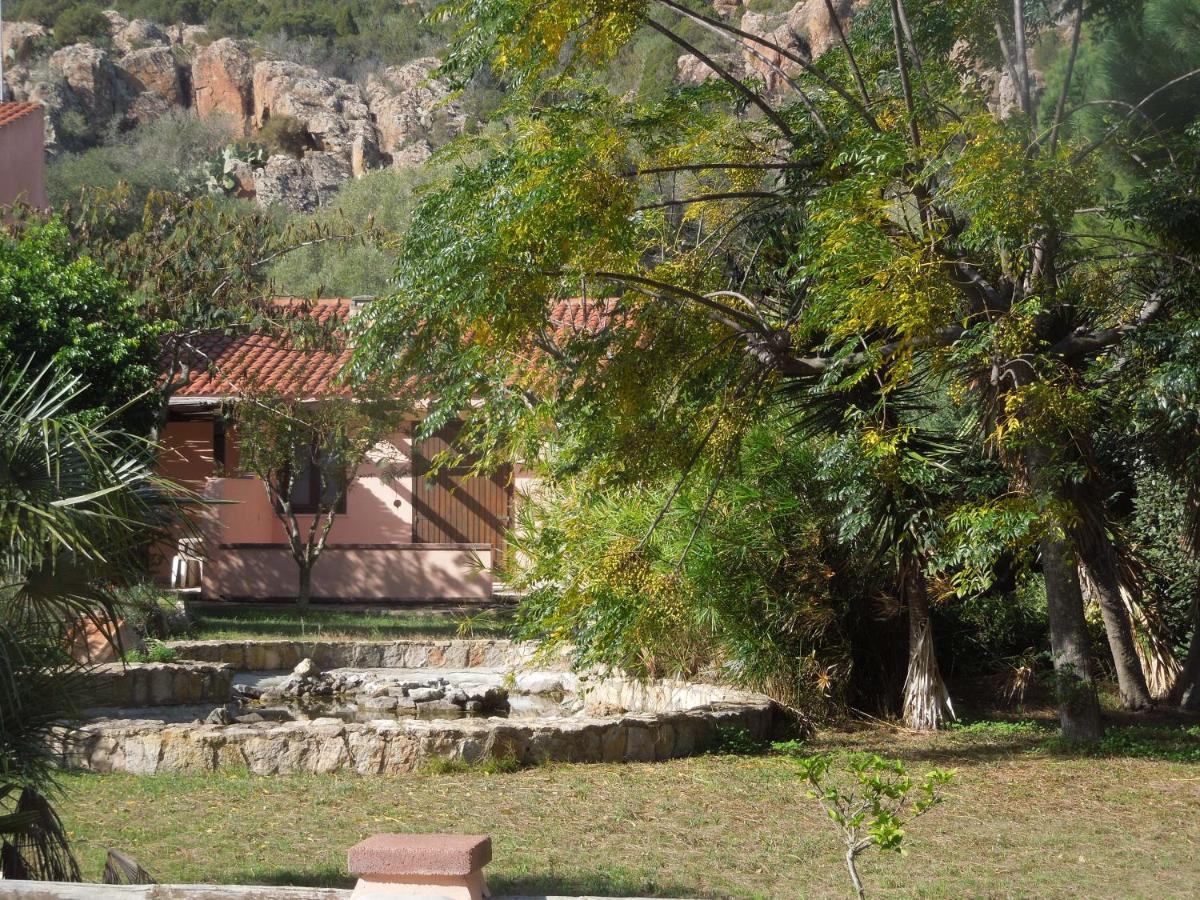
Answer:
1, 11, 465, 210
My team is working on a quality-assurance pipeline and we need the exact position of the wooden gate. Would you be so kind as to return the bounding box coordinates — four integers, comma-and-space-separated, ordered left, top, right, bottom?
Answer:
412, 422, 511, 562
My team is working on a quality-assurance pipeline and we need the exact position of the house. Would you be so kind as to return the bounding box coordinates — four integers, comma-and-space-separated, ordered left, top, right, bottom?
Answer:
0, 102, 48, 212
158, 298, 530, 602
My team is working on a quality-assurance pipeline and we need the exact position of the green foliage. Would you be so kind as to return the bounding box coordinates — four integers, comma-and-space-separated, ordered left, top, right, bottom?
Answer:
0, 219, 161, 430
352, 0, 1200, 737
0, 363, 179, 878
796, 752, 954, 897
112, 583, 189, 640
123, 640, 179, 664
46, 114, 236, 208
508, 423, 864, 713
270, 167, 440, 298
257, 115, 314, 159
1072, 724, 1200, 763
419, 751, 523, 774
53, 3, 111, 46
710, 725, 766, 756
943, 719, 1047, 736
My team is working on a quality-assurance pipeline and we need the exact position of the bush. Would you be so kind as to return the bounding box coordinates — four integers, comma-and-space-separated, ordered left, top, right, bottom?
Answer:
257, 114, 314, 159
46, 112, 237, 206
113, 583, 190, 640
269, 166, 446, 297
54, 4, 111, 46
508, 423, 866, 716
123, 640, 178, 664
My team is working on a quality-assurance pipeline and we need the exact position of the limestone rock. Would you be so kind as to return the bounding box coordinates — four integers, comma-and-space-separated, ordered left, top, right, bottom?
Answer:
734, 0, 864, 92
205, 706, 233, 725
191, 38, 254, 131
676, 52, 745, 86
408, 686, 445, 703
111, 17, 170, 55
48, 43, 130, 136
365, 58, 464, 167
303, 150, 352, 205
166, 24, 210, 47
101, 9, 129, 33
120, 45, 185, 108
292, 657, 321, 678
786, 0, 859, 60
251, 152, 350, 211
1, 21, 51, 65
712, 0, 741, 18
251, 58, 376, 161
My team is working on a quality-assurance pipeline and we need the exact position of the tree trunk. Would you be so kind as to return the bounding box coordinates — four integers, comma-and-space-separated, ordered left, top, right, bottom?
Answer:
297, 563, 313, 611
901, 563, 955, 730
1173, 597, 1200, 711
1078, 551, 1153, 710
1040, 533, 1104, 741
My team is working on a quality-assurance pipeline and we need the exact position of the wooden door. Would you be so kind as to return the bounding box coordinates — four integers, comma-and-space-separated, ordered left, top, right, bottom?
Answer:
412, 422, 511, 561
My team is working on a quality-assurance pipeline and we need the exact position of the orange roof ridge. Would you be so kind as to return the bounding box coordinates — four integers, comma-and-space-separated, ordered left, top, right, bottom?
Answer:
0, 102, 42, 129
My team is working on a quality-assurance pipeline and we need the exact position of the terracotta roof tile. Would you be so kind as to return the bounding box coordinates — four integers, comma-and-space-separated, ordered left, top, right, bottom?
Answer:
169, 299, 355, 400
0, 102, 41, 129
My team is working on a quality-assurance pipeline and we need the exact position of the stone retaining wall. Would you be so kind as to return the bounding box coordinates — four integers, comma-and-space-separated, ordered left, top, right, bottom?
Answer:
55, 692, 776, 775
82, 662, 233, 709
167, 639, 569, 673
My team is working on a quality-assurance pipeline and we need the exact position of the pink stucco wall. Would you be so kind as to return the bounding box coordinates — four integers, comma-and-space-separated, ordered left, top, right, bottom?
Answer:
0, 107, 48, 211
205, 543, 494, 600
158, 420, 503, 599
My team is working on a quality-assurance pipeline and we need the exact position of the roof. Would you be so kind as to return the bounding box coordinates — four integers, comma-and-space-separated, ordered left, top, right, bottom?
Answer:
548, 297, 618, 337
0, 102, 41, 129
166, 297, 618, 404
167, 299, 354, 402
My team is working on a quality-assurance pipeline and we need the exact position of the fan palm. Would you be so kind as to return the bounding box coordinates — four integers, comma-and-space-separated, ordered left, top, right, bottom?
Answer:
780, 378, 966, 730
0, 363, 178, 879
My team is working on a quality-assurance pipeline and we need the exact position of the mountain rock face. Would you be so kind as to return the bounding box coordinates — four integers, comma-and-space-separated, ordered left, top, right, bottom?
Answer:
2, 10, 462, 208
675, 0, 864, 90
366, 58, 466, 167
191, 38, 255, 128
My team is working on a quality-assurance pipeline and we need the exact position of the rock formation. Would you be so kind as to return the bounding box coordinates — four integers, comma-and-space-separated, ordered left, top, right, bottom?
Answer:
190, 38, 255, 131
2, 10, 468, 208
366, 58, 465, 167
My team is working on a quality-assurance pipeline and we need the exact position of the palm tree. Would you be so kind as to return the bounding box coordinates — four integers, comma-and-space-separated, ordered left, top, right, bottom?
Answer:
0, 364, 177, 879
783, 380, 965, 730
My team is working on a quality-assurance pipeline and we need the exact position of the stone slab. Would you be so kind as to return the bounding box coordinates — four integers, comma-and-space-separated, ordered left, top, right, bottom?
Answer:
348, 834, 491, 877
1, 886, 687, 900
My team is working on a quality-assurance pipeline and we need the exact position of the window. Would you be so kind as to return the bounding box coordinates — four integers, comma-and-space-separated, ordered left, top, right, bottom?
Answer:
289, 448, 347, 514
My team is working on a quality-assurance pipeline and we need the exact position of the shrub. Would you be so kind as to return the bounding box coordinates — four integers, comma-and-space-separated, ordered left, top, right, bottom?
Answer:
257, 114, 313, 159
269, 166, 445, 297
123, 640, 178, 664
54, 4, 111, 46
46, 112, 237, 206
795, 753, 954, 899
113, 583, 190, 640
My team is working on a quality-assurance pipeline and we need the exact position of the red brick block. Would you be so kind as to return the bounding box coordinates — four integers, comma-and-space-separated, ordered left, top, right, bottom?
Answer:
347, 834, 492, 878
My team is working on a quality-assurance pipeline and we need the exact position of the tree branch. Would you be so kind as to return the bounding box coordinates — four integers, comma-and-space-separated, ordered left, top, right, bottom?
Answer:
643, 17, 796, 139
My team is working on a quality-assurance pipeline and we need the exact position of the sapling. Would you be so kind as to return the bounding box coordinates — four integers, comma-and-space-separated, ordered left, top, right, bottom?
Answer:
794, 752, 954, 899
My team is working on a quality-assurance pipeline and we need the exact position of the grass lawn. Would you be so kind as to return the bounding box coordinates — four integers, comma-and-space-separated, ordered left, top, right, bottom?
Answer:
56, 720, 1200, 899
183, 604, 512, 641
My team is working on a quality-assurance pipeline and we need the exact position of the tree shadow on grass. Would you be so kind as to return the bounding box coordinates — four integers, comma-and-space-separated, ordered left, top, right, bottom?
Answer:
815, 717, 1200, 766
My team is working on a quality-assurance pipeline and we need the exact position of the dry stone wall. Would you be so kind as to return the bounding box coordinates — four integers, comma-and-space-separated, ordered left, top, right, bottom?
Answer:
166, 638, 569, 672
55, 693, 775, 775
82, 662, 233, 709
